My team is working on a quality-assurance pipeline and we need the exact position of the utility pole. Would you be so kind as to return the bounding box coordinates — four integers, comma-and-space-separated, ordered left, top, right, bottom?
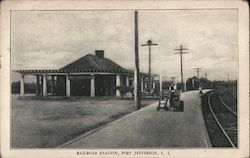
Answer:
134, 10, 141, 110
142, 40, 158, 92
194, 67, 202, 79
174, 45, 188, 92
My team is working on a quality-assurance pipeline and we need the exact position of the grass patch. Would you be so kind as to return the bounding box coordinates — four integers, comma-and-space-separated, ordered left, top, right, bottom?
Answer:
11, 95, 156, 148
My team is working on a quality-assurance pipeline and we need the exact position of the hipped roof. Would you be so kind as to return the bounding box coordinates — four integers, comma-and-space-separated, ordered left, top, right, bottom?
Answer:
59, 54, 130, 73
14, 54, 151, 77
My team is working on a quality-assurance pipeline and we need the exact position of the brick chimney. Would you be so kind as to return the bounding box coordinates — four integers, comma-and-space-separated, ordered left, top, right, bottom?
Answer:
95, 50, 104, 59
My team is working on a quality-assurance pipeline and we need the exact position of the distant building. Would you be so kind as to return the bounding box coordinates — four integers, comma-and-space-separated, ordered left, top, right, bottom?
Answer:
14, 50, 158, 97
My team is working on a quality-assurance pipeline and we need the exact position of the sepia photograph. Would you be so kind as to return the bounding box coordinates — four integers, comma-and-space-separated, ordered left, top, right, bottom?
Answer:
1, 1, 249, 158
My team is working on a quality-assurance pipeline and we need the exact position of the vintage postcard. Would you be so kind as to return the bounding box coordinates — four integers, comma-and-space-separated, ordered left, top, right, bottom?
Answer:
0, 0, 249, 158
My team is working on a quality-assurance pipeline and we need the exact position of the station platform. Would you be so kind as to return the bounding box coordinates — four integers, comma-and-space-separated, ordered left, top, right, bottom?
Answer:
63, 90, 212, 148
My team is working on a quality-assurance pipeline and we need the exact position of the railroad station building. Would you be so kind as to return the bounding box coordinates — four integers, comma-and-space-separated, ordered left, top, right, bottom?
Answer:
14, 50, 159, 97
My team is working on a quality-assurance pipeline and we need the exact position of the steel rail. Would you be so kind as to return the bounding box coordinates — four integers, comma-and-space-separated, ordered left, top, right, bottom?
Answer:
208, 92, 236, 148
218, 94, 237, 117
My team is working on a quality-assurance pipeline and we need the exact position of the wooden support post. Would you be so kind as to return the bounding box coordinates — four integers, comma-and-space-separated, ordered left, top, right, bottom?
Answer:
66, 74, 71, 98
116, 74, 121, 97
20, 74, 25, 96
153, 81, 156, 89
141, 79, 144, 92
42, 74, 47, 97
91, 74, 95, 97
126, 76, 129, 87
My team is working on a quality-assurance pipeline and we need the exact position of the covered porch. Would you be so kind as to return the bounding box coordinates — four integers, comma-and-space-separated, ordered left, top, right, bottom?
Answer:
15, 70, 140, 98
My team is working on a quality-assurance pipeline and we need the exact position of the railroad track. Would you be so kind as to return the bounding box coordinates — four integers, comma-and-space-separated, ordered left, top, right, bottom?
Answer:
202, 91, 237, 147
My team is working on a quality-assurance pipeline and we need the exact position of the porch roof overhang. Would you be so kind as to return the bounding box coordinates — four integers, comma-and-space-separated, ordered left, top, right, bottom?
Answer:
13, 69, 133, 75
13, 69, 152, 80
14, 70, 62, 73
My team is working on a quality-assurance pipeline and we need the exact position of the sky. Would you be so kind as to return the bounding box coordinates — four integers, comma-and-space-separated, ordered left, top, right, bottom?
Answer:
11, 10, 238, 81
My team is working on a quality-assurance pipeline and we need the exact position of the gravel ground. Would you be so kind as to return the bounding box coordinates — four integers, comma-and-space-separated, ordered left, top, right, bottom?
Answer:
217, 85, 237, 113
11, 95, 156, 148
